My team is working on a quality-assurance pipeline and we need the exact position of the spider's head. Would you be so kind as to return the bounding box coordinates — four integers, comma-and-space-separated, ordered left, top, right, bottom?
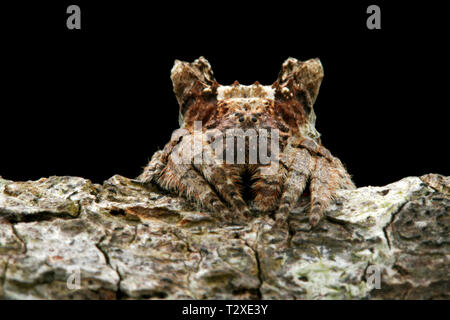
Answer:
170, 56, 324, 140
212, 82, 275, 131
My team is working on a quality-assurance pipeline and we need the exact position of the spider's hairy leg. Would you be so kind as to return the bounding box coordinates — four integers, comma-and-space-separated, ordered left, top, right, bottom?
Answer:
139, 133, 233, 221
309, 156, 355, 227
275, 147, 313, 226
138, 150, 165, 184
160, 159, 231, 219
296, 137, 333, 159
193, 139, 251, 218
138, 133, 184, 184
308, 157, 335, 227
252, 162, 287, 213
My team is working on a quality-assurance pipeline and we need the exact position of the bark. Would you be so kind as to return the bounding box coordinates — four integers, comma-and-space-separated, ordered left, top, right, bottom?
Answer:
0, 173, 448, 299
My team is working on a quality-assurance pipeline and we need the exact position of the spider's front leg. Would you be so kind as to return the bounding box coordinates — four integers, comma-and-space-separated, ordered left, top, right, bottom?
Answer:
275, 146, 313, 227
139, 132, 250, 222
192, 134, 251, 219
275, 140, 355, 228
138, 133, 181, 185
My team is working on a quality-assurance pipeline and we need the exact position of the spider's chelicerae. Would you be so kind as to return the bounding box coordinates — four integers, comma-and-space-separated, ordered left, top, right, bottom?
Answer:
139, 57, 355, 227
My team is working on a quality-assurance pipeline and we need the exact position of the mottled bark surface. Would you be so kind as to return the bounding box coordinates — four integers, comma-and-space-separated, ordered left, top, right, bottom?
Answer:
0, 173, 448, 299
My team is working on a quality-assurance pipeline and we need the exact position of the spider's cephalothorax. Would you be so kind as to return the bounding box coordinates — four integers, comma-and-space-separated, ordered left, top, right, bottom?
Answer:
139, 57, 355, 227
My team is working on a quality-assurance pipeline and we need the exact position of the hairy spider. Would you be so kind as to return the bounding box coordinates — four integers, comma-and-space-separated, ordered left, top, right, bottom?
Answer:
139, 57, 355, 227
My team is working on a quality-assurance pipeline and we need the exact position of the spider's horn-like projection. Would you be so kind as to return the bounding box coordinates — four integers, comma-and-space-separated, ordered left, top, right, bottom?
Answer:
171, 56, 219, 126
275, 57, 324, 105
273, 57, 324, 140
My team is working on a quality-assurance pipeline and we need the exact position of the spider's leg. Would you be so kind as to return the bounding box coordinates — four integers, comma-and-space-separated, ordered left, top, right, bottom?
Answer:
252, 162, 287, 212
309, 156, 355, 227
138, 150, 166, 184
193, 141, 251, 218
295, 137, 333, 159
138, 130, 187, 184
308, 156, 336, 227
158, 155, 232, 220
140, 134, 233, 220
275, 148, 313, 226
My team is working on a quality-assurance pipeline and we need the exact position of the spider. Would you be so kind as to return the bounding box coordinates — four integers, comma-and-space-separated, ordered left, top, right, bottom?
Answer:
138, 57, 355, 227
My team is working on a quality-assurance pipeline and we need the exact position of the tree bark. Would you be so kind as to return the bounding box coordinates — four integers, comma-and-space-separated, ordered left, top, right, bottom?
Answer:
0, 173, 448, 299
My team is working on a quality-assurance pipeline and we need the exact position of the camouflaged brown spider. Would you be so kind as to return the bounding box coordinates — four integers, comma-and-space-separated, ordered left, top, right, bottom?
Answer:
138, 57, 355, 227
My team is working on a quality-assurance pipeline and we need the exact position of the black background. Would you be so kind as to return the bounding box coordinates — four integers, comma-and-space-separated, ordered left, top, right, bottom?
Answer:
0, 299, 445, 319
1, 1, 448, 187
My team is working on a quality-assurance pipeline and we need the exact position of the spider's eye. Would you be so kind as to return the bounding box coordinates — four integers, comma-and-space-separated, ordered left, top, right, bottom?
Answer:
234, 112, 242, 117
